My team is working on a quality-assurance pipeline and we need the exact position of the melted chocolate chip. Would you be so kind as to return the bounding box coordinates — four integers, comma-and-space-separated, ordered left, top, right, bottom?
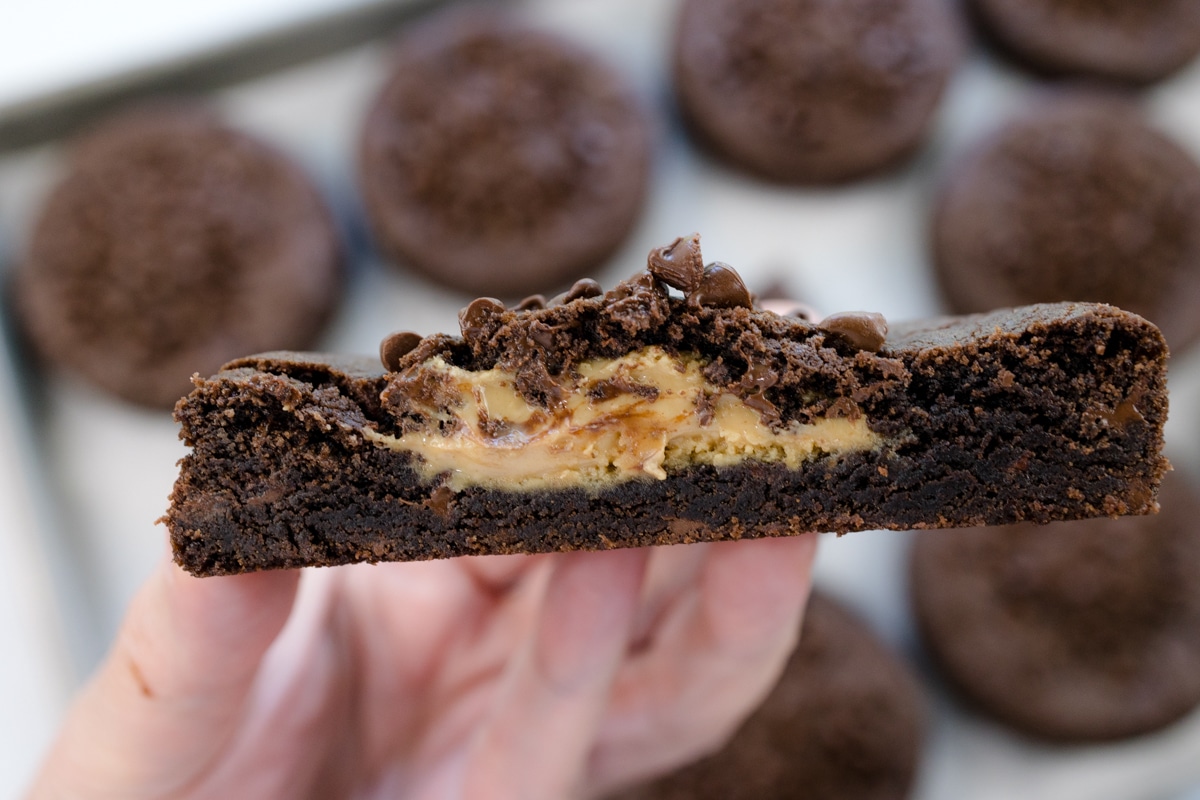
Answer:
564, 278, 603, 301
588, 376, 660, 402
738, 362, 779, 392
529, 321, 558, 349
549, 278, 603, 307
379, 331, 423, 372
819, 312, 888, 352
648, 233, 705, 293
607, 271, 658, 301
459, 297, 506, 337
689, 262, 752, 309
695, 391, 716, 427
743, 391, 781, 426
517, 294, 547, 311
1100, 398, 1145, 429
427, 484, 454, 515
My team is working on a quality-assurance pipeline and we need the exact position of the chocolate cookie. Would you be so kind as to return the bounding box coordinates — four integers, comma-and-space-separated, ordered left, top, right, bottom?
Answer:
15, 105, 342, 408
933, 93, 1200, 352
165, 236, 1168, 576
358, 10, 651, 298
672, 0, 963, 183
610, 592, 925, 800
911, 472, 1200, 742
969, 0, 1200, 84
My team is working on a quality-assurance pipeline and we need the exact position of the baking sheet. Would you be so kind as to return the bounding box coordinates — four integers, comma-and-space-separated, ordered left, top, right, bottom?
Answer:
1, 0, 1199, 796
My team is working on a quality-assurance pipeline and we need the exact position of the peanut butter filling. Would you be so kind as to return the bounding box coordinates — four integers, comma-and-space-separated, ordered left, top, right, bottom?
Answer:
364, 347, 884, 491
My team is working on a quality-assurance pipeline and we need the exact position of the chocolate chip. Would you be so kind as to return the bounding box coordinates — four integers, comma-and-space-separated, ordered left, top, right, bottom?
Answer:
743, 391, 780, 425
608, 272, 658, 301
379, 331, 423, 372
819, 312, 888, 352
459, 297, 506, 337
564, 278, 603, 301
648, 233, 705, 292
427, 485, 454, 515
738, 362, 779, 391
689, 262, 752, 309
517, 294, 547, 311
549, 278, 603, 306
529, 321, 557, 349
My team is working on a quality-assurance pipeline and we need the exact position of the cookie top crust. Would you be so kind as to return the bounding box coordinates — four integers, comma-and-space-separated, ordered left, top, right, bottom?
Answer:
912, 471, 1200, 741
971, 0, 1200, 84
672, 0, 963, 182
358, 9, 651, 297
371, 235, 909, 435
933, 93, 1200, 353
16, 104, 342, 408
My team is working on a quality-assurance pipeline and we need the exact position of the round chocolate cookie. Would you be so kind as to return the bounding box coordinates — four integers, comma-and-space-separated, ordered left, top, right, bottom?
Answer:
612, 592, 925, 800
910, 472, 1200, 742
672, 0, 963, 183
16, 105, 342, 408
933, 93, 1200, 352
969, 0, 1200, 84
358, 10, 651, 298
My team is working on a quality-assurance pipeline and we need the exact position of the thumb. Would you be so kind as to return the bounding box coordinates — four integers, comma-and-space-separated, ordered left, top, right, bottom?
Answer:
29, 557, 299, 799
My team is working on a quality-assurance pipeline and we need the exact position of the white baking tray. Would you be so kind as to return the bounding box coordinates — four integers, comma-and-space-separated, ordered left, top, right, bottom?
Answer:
1, 0, 1199, 796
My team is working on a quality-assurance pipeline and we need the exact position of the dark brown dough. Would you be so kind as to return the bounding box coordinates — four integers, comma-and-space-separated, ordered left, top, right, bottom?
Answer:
15, 104, 342, 408
970, 0, 1200, 84
672, 0, 963, 183
911, 471, 1200, 741
358, 10, 651, 298
933, 92, 1200, 353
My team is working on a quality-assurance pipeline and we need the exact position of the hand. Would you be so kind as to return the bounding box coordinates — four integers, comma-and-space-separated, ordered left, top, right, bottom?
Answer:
29, 535, 817, 800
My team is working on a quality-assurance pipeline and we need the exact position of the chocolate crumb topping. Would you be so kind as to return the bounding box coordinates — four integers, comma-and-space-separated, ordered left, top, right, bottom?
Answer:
648, 233, 705, 293
459, 297, 506, 337
689, 262, 752, 309
380, 331, 423, 372
819, 312, 888, 352
377, 237, 910, 429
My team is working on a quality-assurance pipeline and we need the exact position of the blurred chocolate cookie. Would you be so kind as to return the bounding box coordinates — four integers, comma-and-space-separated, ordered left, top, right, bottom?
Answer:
969, 0, 1200, 84
15, 105, 342, 408
611, 592, 925, 800
933, 93, 1200, 352
672, 0, 963, 183
358, 10, 651, 298
911, 472, 1200, 742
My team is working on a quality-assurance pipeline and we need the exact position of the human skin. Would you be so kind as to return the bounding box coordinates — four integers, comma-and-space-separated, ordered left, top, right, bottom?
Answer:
28, 535, 817, 799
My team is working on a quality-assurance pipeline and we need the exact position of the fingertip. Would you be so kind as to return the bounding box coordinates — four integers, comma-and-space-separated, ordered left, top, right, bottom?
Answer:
134, 560, 301, 693
535, 548, 651, 691
32, 564, 302, 795
699, 533, 818, 653
165, 561, 300, 635
462, 548, 653, 798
